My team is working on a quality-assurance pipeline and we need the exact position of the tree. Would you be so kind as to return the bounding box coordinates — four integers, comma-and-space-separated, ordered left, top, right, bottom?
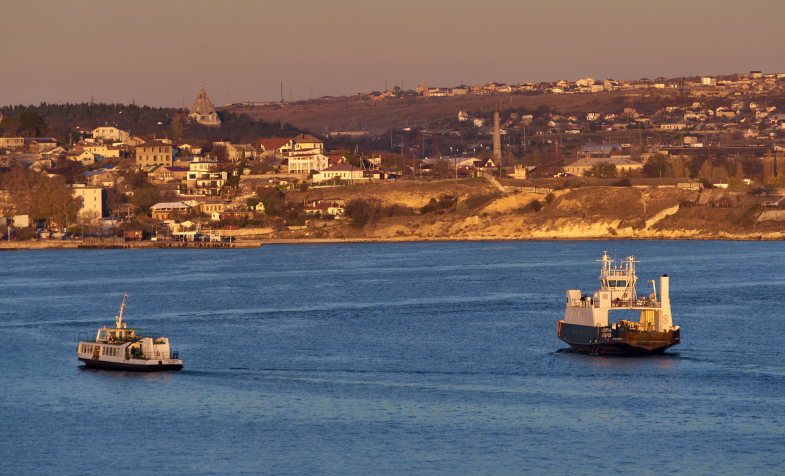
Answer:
698, 160, 713, 181
211, 145, 228, 162
131, 186, 162, 215
671, 155, 686, 178
171, 115, 184, 140
257, 187, 284, 216
29, 175, 81, 228
586, 162, 617, 179
642, 154, 669, 178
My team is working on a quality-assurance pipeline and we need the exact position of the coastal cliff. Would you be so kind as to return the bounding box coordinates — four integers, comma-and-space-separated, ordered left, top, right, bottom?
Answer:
284, 179, 785, 242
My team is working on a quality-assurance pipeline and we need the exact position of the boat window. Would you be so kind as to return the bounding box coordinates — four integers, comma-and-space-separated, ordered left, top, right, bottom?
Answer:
608, 280, 616, 287
617, 280, 626, 287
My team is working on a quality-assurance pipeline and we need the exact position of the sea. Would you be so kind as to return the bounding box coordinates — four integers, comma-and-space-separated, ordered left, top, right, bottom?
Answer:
0, 241, 783, 475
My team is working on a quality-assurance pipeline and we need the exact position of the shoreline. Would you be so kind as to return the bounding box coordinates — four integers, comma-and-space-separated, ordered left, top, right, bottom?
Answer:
1, 232, 782, 250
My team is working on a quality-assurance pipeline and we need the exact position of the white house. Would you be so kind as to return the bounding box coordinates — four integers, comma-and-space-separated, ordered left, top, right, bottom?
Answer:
92, 126, 129, 142
288, 151, 329, 174
563, 156, 644, 176
312, 164, 365, 183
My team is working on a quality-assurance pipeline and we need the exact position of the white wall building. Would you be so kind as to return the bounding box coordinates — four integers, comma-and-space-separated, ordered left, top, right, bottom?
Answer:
92, 126, 129, 142
71, 185, 102, 219
288, 152, 329, 174
312, 165, 365, 183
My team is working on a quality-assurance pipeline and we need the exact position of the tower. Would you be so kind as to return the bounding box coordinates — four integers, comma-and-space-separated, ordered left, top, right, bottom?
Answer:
493, 104, 501, 160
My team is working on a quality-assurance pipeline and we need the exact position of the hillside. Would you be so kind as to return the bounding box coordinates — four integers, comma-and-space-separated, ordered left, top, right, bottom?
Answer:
271, 179, 785, 242
221, 91, 654, 136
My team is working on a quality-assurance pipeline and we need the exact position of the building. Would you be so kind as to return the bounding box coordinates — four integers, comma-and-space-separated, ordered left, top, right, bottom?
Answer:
660, 123, 687, 131
25, 138, 58, 152
288, 134, 323, 155
71, 184, 103, 219
563, 156, 644, 176
92, 126, 129, 142
188, 83, 221, 127
150, 202, 191, 220
198, 198, 227, 214
80, 170, 117, 187
258, 137, 293, 157
135, 140, 173, 168
0, 137, 24, 149
185, 157, 227, 196
77, 144, 121, 160
66, 150, 95, 166
223, 143, 257, 162
701, 77, 717, 86
288, 151, 329, 174
312, 164, 364, 183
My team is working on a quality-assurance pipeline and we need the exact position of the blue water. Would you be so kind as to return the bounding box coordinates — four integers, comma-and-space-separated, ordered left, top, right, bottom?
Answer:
0, 241, 783, 475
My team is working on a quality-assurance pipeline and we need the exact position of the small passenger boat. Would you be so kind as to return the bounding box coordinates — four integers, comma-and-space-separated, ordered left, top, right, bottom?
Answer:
77, 295, 183, 371
557, 252, 680, 355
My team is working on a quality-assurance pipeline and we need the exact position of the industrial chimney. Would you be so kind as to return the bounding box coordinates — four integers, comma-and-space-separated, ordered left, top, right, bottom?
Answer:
493, 104, 501, 176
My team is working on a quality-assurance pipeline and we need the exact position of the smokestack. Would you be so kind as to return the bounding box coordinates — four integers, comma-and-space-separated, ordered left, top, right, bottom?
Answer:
658, 274, 672, 331
493, 104, 501, 161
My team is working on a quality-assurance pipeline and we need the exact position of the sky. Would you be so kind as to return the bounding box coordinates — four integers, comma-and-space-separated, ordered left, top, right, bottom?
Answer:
1, 0, 783, 108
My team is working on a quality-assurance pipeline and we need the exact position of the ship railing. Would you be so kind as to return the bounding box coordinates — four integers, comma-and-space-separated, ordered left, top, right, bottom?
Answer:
612, 299, 659, 308
170, 350, 179, 360
569, 299, 593, 308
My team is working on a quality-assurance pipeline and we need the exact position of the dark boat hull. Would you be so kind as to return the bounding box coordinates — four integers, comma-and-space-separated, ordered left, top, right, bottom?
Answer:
557, 321, 680, 355
79, 358, 183, 371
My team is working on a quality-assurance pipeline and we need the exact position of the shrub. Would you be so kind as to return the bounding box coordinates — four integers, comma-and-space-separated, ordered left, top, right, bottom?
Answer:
346, 198, 413, 227
530, 199, 543, 212
518, 199, 543, 214
462, 192, 502, 210
612, 178, 632, 187
544, 192, 555, 204
420, 195, 457, 214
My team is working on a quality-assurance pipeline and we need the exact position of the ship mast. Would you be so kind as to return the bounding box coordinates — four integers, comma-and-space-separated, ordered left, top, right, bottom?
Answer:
116, 294, 127, 329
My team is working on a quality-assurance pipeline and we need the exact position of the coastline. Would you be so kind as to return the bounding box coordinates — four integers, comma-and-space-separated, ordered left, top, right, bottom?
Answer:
2, 231, 783, 251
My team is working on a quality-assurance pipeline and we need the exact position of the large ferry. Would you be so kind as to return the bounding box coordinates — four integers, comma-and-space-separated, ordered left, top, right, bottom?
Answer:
557, 252, 680, 355
77, 295, 183, 371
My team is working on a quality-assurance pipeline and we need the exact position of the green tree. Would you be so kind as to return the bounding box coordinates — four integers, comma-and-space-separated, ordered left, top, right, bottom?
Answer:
643, 154, 669, 178
131, 186, 162, 215
171, 115, 184, 140
586, 162, 617, 179
698, 160, 713, 181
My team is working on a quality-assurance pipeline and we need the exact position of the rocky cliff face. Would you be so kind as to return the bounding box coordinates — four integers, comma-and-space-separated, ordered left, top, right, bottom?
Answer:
292, 182, 785, 241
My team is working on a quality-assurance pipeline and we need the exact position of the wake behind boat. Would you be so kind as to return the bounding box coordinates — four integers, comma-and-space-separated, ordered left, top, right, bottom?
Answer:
557, 252, 680, 355
77, 295, 183, 371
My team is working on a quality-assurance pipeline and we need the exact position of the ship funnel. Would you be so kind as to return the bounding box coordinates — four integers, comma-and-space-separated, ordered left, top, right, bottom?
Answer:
657, 274, 672, 331
660, 274, 669, 306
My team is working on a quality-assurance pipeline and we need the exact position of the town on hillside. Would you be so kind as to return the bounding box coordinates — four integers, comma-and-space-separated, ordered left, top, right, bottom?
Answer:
2, 71, 785, 243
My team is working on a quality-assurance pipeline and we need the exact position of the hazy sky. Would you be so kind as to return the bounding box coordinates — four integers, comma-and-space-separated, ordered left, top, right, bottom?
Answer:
2, 0, 783, 108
